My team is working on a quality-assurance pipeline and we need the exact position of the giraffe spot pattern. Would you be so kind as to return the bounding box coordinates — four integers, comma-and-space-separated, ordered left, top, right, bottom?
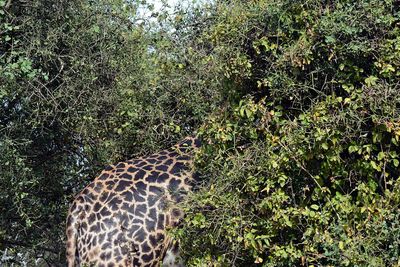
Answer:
66, 137, 200, 266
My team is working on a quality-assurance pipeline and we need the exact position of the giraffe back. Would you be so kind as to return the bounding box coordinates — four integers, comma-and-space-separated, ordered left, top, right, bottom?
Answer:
66, 137, 200, 267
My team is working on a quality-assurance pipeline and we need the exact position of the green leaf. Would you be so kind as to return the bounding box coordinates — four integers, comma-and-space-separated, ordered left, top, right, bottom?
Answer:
92, 25, 100, 33
365, 76, 378, 86
310, 204, 319, 210
368, 179, 378, 191
239, 107, 245, 117
245, 108, 253, 118
321, 142, 329, 150
393, 159, 399, 167
370, 160, 381, 171
325, 36, 336, 44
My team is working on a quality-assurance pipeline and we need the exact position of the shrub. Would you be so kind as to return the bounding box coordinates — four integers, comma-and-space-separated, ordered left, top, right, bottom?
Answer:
172, 0, 400, 266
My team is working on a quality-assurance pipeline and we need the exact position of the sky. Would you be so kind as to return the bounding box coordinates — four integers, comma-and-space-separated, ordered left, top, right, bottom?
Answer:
150, 0, 180, 10
138, 0, 183, 18
135, 0, 205, 28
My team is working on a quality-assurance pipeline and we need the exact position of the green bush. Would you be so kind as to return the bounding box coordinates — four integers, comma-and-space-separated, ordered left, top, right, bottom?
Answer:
171, 0, 400, 266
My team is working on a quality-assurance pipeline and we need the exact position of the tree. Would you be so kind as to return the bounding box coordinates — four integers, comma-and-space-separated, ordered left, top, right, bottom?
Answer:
0, 0, 223, 264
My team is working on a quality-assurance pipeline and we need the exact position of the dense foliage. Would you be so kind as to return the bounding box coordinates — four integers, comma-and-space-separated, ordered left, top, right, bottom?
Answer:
173, 0, 400, 266
1, 0, 400, 266
0, 0, 223, 265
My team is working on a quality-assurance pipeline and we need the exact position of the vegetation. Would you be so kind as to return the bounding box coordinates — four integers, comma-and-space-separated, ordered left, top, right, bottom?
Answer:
0, 0, 223, 264
1, 0, 399, 266
174, 1, 400, 266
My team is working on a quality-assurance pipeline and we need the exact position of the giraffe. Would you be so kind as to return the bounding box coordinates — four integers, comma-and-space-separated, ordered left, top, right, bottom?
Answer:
66, 136, 201, 267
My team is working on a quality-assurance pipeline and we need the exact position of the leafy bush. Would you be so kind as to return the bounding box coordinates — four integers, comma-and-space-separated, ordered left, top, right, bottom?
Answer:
171, 0, 400, 266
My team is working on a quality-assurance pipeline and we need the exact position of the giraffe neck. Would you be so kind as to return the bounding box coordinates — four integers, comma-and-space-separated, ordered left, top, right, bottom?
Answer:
169, 135, 202, 186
